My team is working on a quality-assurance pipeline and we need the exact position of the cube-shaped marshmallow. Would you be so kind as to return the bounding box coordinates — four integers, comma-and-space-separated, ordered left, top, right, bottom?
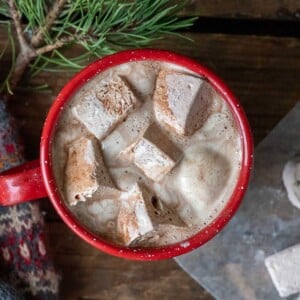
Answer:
64, 137, 114, 205
116, 122, 181, 182
133, 138, 175, 182
265, 244, 300, 297
73, 76, 139, 140
143, 122, 182, 162
117, 184, 185, 245
117, 184, 155, 245
154, 69, 213, 136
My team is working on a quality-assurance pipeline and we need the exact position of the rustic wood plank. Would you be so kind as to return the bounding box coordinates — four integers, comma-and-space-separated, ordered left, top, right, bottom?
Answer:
176, 0, 300, 19
0, 1, 299, 20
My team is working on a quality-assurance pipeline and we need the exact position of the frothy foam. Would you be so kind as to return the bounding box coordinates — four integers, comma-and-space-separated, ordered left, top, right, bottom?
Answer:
51, 61, 242, 247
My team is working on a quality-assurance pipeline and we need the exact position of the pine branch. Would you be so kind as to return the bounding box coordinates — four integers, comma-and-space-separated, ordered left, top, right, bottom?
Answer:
31, 0, 67, 48
0, 0, 196, 97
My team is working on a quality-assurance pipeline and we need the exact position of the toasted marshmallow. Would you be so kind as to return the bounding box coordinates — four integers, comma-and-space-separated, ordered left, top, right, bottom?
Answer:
282, 156, 300, 209
72, 76, 139, 140
154, 69, 213, 136
117, 184, 155, 245
265, 244, 300, 297
117, 184, 184, 246
64, 137, 114, 205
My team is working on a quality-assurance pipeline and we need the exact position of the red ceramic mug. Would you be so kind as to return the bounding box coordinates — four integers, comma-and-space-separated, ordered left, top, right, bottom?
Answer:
0, 49, 253, 260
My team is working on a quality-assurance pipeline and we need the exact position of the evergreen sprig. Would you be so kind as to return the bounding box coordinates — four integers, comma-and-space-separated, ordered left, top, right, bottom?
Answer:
0, 0, 196, 96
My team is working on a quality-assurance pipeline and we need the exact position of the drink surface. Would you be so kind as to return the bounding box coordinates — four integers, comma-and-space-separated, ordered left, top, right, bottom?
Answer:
51, 60, 242, 247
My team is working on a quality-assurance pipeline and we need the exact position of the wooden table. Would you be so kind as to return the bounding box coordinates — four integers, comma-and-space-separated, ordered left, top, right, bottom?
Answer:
2, 1, 300, 299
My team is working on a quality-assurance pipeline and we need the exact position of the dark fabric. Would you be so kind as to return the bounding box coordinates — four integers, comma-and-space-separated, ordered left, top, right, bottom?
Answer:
0, 281, 24, 300
0, 100, 60, 299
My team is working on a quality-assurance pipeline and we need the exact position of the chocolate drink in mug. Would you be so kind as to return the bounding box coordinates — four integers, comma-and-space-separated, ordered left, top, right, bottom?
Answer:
51, 60, 242, 247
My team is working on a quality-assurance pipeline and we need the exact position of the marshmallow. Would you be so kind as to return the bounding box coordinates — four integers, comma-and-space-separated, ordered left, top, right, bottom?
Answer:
161, 143, 231, 226
117, 184, 155, 245
73, 196, 120, 232
282, 156, 300, 209
71, 187, 122, 243
265, 244, 300, 297
143, 122, 182, 162
72, 76, 139, 140
101, 101, 152, 165
116, 122, 181, 182
153, 69, 213, 136
117, 184, 185, 246
64, 137, 114, 205
133, 138, 175, 182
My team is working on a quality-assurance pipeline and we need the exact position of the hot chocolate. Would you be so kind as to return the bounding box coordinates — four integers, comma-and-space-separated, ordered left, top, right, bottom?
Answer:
51, 60, 242, 247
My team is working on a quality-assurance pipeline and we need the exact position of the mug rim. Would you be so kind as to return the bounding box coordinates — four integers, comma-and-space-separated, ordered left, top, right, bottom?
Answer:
40, 49, 253, 260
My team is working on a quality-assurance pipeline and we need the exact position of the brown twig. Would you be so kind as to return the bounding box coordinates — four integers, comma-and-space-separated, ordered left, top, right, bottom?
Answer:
7, 0, 35, 93
8, 50, 35, 94
7, 0, 30, 51
35, 35, 75, 56
31, 0, 67, 48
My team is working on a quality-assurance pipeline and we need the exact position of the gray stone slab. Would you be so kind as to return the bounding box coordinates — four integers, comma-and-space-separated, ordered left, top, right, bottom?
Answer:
175, 103, 300, 300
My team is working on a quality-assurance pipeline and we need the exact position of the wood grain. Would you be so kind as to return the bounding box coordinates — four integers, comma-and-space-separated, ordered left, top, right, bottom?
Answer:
177, 0, 300, 19
1, 6, 300, 297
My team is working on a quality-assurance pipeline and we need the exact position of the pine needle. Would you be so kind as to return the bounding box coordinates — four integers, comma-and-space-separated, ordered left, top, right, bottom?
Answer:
0, 0, 196, 94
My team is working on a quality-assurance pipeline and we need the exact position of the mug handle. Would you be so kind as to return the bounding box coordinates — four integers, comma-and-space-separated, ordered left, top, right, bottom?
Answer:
0, 159, 48, 206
